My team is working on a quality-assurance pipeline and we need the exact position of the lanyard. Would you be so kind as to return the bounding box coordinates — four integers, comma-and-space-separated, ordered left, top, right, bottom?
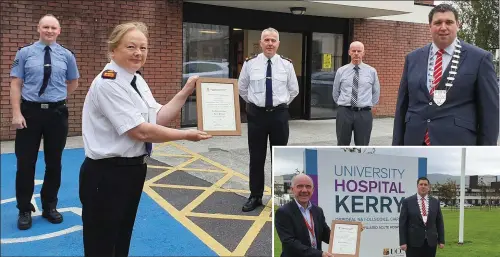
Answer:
303, 212, 316, 247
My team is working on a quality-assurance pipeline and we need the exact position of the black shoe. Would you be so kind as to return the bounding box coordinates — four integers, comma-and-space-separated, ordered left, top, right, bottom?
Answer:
42, 209, 63, 224
17, 211, 32, 230
242, 197, 262, 212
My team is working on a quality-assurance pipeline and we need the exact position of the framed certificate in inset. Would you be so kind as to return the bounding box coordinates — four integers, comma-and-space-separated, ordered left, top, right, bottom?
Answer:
196, 77, 242, 136
328, 220, 362, 257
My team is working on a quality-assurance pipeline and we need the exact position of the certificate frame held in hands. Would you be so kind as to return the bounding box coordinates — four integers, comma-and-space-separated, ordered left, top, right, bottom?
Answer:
328, 220, 362, 257
196, 77, 242, 136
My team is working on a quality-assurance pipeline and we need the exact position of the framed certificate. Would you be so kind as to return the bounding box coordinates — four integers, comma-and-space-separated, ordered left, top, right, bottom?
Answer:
328, 220, 362, 257
196, 77, 242, 136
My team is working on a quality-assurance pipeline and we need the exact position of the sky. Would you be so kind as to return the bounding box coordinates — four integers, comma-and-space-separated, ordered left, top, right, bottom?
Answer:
273, 147, 500, 177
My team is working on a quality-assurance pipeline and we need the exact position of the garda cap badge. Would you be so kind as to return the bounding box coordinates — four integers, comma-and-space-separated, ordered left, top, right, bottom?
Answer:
102, 69, 117, 79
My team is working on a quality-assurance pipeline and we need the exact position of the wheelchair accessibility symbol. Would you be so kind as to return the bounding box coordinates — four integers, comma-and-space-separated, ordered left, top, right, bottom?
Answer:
0, 180, 83, 244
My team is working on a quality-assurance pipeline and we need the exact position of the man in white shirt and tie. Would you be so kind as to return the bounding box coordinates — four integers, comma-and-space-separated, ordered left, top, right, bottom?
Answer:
238, 27, 299, 212
332, 41, 380, 146
399, 177, 445, 257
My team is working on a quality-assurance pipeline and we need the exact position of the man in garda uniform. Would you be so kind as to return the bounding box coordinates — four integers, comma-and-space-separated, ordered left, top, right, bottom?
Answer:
238, 27, 299, 212
10, 14, 79, 230
332, 41, 380, 146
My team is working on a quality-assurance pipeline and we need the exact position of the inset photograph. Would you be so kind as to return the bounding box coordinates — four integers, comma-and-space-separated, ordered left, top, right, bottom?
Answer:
273, 147, 500, 257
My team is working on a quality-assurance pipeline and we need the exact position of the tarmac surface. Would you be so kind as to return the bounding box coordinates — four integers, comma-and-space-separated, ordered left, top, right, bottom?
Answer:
2, 117, 498, 256
0, 118, 395, 256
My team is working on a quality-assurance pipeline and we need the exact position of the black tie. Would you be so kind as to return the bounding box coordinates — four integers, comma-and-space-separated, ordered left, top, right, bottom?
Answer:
38, 46, 51, 96
131, 75, 142, 97
131, 75, 152, 156
265, 59, 273, 108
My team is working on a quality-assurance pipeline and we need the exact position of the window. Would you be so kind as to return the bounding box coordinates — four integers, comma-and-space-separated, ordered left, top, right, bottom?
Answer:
181, 23, 229, 126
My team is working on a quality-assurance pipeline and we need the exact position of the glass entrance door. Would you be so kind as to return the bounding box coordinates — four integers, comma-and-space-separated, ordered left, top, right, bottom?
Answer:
310, 33, 344, 119
181, 22, 230, 127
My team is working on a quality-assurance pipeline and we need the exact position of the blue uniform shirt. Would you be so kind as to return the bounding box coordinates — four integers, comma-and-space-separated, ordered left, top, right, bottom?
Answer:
10, 41, 80, 102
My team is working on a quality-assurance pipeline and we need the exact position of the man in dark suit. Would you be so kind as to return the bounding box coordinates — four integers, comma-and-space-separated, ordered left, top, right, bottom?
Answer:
275, 174, 333, 257
393, 3, 499, 145
399, 177, 445, 257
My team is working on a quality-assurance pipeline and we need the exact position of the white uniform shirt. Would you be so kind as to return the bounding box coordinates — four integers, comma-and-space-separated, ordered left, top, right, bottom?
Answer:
238, 53, 299, 107
82, 61, 162, 159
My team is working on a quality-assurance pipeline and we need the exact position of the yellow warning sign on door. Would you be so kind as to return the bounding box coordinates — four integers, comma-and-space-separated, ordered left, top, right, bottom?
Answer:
322, 53, 332, 69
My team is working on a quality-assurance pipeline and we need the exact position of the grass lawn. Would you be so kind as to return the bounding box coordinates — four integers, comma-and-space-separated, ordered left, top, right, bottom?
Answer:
274, 207, 500, 257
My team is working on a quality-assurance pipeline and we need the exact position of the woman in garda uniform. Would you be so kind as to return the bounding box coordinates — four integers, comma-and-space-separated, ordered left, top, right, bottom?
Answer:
79, 22, 212, 257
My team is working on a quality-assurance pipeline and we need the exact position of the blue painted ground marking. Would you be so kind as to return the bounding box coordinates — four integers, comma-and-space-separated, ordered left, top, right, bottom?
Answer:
1, 148, 215, 256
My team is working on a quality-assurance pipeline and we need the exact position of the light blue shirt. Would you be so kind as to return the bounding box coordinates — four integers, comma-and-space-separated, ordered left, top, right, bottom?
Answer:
332, 62, 380, 107
294, 199, 316, 249
426, 39, 456, 91
10, 41, 80, 102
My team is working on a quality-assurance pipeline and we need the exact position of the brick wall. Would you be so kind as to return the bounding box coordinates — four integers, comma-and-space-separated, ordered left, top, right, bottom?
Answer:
353, 19, 432, 117
0, 0, 183, 141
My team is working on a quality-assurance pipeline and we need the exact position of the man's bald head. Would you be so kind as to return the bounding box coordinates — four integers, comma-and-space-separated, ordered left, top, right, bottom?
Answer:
349, 41, 365, 65
291, 173, 313, 187
38, 14, 60, 27
349, 41, 364, 51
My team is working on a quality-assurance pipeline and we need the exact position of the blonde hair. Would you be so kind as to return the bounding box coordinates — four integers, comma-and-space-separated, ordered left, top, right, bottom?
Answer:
107, 22, 148, 59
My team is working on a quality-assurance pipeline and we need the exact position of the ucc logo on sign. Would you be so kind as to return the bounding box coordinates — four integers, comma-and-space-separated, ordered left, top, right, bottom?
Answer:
383, 248, 404, 256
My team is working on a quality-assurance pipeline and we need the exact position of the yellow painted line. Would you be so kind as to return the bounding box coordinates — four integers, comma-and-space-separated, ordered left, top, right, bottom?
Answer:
143, 186, 231, 256
149, 183, 254, 194
146, 168, 176, 185
179, 167, 227, 173
152, 153, 193, 158
229, 171, 249, 181
186, 212, 273, 222
149, 183, 272, 196
147, 165, 171, 170
146, 157, 198, 184
215, 170, 271, 194
149, 142, 273, 256
152, 142, 169, 150
168, 143, 233, 171
181, 173, 233, 214
149, 184, 209, 190
169, 142, 272, 193
232, 198, 273, 256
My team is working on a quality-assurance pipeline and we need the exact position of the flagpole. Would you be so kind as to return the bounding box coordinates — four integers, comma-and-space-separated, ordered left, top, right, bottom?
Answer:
458, 147, 466, 244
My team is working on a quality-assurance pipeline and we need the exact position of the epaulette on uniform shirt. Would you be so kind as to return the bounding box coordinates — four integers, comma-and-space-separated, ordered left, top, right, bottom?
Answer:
280, 55, 292, 63
245, 54, 258, 62
18, 43, 33, 51
101, 70, 117, 80
60, 44, 76, 56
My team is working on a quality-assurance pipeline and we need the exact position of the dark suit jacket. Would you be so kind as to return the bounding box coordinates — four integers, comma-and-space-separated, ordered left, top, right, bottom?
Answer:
399, 194, 445, 247
275, 201, 331, 257
393, 40, 499, 145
